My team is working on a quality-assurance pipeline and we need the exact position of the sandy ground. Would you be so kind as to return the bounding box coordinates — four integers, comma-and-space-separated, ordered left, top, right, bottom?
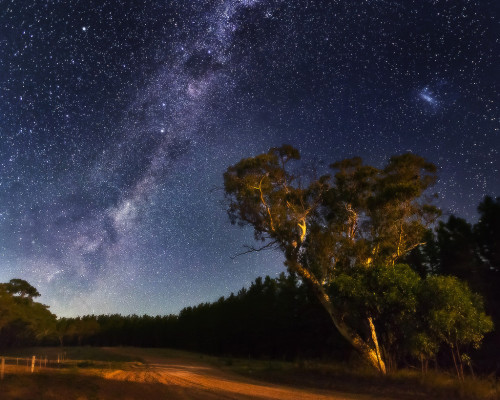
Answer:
94, 348, 380, 400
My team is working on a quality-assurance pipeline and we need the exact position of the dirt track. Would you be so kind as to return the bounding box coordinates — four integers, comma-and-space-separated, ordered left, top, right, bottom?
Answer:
95, 348, 378, 400
1, 348, 385, 399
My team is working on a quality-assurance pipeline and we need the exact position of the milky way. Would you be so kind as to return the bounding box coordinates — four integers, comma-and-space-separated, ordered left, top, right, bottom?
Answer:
0, 0, 498, 316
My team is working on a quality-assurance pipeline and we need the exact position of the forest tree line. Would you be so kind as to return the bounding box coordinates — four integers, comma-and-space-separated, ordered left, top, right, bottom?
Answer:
0, 148, 498, 377
0, 195, 498, 374
221, 147, 495, 376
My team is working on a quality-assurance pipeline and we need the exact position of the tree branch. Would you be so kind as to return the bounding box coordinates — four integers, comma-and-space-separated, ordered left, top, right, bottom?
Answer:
252, 176, 275, 232
230, 240, 279, 259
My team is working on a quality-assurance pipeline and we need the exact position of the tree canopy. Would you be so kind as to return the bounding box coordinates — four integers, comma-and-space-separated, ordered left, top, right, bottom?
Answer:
0, 279, 55, 348
1, 278, 40, 299
223, 145, 491, 374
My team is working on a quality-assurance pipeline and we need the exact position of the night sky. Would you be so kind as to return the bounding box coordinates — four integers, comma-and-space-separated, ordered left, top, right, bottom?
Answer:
0, 0, 498, 316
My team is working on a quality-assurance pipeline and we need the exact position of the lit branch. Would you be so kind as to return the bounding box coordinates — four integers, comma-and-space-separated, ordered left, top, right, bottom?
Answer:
252, 176, 275, 232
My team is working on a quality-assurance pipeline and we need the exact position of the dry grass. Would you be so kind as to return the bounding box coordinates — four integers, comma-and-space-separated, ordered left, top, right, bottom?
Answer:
215, 356, 500, 400
0, 347, 497, 400
1, 346, 142, 362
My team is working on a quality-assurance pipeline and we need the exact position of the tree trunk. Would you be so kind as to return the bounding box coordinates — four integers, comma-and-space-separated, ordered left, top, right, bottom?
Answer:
455, 344, 464, 381
291, 262, 387, 374
450, 346, 463, 381
368, 316, 385, 373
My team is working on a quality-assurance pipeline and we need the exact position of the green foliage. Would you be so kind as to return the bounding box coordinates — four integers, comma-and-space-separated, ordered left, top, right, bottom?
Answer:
7, 269, 490, 376
225, 145, 441, 282
419, 275, 493, 379
224, 145, 442, 373
224, 145, 494, 374
1, 278, 41, 298
331, 264, 420, 319
330, 264, 493, 373
0, 279, 55, 348
0, 285, 17, 330
331, 264, 422, 368
324, 153, 441, 270
224, 145, 316, 247
420, 276, 493, 350
404, 195, 500, 372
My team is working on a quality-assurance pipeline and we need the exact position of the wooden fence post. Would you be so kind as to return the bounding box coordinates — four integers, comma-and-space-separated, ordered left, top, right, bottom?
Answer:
31, 356, 35, 373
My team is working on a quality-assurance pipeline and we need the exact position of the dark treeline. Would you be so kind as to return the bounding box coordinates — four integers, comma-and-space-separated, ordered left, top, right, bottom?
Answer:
0, 196, 498, 375
58, 273, 345, 360
58, 196, 500, 374
404, 195, 500, 372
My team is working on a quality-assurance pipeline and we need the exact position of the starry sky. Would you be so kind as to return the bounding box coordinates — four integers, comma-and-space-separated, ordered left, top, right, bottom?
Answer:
0, 0, 498, 317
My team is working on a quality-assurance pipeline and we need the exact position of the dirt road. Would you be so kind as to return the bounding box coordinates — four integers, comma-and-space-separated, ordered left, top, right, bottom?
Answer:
1, 348, 388, 399
95, 348, 380, 400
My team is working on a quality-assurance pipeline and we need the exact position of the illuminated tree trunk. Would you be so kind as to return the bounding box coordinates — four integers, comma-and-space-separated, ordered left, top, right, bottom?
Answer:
367, 316, 385, 373
290, 262, 387, 374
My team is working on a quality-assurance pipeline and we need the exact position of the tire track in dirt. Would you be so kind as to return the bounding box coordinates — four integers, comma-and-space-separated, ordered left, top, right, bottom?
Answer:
99, 348, 378, 400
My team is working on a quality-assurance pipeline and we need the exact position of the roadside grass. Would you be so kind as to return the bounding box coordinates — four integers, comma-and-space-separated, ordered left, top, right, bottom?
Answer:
0, 365, 102, 400
0, 347, 497, 400
0, 347, 145, 400
112, 347, 499, 399
1, 346, 142, 363
0, 346, 143, 373
209, 355, 499, 400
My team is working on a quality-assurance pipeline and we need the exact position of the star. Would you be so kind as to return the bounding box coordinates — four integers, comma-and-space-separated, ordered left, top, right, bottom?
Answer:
0, 0, 496, 317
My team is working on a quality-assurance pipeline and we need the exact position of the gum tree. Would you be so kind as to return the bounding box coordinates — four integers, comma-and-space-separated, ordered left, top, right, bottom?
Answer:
223, 145, 440, 373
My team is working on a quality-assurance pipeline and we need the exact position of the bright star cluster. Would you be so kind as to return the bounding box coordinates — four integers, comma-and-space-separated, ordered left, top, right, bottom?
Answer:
0, 0, 498, 316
